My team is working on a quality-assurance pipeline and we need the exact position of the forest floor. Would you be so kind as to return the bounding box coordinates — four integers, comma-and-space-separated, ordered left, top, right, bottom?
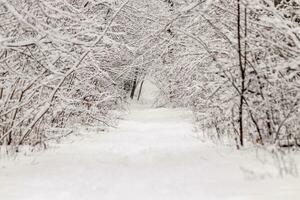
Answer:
1, 102, 300, 200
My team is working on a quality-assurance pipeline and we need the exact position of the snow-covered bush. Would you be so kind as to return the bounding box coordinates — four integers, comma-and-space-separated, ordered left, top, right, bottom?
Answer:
0, 0, 154, 150
150, 0, 300, 147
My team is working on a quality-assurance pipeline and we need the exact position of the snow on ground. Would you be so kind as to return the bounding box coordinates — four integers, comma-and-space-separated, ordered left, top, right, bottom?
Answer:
0, 81, 300, 200
1, 103, 300, 200
135, 78, 160, 105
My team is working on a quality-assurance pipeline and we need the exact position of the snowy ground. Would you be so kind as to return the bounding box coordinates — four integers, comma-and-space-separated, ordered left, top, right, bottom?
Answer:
1, 103, 300, 200
1, 81, 300, 200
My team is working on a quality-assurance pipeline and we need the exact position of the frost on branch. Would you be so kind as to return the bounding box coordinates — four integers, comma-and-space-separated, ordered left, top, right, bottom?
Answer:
0, 0, 154, 151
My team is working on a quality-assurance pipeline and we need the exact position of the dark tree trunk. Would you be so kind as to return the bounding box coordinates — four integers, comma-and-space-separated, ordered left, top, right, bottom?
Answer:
237, 0, 245, 147
130, 69, 138, 99
137, 81, 144, 101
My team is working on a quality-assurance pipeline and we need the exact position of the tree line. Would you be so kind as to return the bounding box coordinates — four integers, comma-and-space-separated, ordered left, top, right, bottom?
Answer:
0, 0, 299, 152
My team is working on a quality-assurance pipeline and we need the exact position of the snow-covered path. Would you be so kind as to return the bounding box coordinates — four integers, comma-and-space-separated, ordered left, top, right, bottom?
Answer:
1, 104, 300, 200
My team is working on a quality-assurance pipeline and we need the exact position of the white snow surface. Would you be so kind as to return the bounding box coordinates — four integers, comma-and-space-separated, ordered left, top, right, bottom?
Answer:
136, 79, 160, 104
1, 103, 300, 200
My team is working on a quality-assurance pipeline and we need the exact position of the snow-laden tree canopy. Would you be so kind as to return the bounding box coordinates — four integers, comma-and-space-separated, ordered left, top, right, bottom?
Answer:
0, 0, 299, 150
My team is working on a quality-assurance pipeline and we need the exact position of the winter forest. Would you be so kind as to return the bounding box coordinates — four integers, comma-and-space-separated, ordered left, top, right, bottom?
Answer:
0, 0, 300, 199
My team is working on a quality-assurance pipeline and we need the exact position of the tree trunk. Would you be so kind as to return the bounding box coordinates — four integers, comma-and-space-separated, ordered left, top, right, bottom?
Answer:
237, 0, 245, 147
130, 68, 138, 99
137, 80, 144, 101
